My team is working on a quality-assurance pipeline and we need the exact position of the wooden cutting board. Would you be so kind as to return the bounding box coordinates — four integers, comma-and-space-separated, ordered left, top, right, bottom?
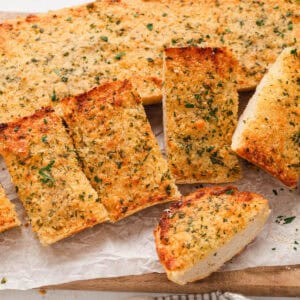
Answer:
0, 11, 299, 297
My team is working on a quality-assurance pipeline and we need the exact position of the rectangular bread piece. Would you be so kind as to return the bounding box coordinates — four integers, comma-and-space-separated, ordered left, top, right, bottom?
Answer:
163, 47, 241, 183
0, 0, 298, 122
0, 184, 20, 233
60, 80, 180, 222
232, 47, 300, 188
154, 186, 270, 285
0, 108, 108, 245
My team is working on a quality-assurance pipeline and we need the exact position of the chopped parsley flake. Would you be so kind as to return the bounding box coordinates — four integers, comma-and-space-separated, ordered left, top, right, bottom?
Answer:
94, 176, 102, 183
114, 52, 126, 60
39, 160, 55, 186
276, 215, 296, 225
100, 36, 108, 42
185, 102, 195, 108
256, 20, 265, 26
146, 23, 153, 31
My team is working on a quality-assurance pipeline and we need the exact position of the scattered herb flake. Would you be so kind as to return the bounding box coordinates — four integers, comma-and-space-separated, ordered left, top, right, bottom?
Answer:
41, 135, 48, 143
276, 215, 296, 225
100, 36, 108, 42
256, 19, 265, 26
114, 52, 126, 60
146, 23, 153, 31
185, 102, 195, 108
39, 160, 55, 186
165, 184, 171, 195
94, 176, 102, 183
225, 189, 235, 195
51, 90, 59, 102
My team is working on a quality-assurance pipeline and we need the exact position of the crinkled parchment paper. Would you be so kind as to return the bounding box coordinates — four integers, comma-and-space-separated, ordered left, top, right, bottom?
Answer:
0, 96, 299, 290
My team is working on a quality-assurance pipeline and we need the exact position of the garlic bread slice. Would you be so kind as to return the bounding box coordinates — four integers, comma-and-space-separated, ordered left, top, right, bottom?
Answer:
154, 186, 270, 285
60, 80, 180, 222
0, 108, 108, 245
163, 47, 241, 183
232, 47, 300, 188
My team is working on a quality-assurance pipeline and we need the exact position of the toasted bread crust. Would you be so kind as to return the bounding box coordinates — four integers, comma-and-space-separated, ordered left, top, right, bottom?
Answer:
0, 0, 298, 122
163, 47, 241, 183
154, 186, 269, 273
0, 185, 20, 233
60, 80, 180, 222
0, 108, 108, 245
232, 48, 300, 188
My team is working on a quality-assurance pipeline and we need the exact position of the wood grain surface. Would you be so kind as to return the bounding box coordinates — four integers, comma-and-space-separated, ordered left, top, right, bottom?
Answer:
0, 11, 299, 297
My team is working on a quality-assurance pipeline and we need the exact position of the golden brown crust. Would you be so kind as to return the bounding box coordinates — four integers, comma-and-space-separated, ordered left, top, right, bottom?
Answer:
60, 80, 180, 222
0, 108, 108, 245
0, 0, 298, 122
0, 185, 20, 233
154, 186, 269, 272
236, 145, 297, 188
163, 47, 241, 183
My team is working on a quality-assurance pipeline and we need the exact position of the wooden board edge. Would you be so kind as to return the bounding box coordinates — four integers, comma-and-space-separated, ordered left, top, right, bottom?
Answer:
45, 265, 300, 297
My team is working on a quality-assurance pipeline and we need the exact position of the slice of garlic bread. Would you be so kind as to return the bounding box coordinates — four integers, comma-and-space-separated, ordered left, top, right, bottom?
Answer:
154, 186, 270, 285
232, 47, 300, 188
163, 47, 241, 184
0, 184, 20, 233
0, 108, 108, 245
60, 80, 180, 222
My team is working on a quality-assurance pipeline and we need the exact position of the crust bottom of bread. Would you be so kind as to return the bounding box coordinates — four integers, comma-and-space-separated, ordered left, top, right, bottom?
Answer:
167, 205, 270, 285
174, 174, 242, 185
0, 187, 21, 233
0, 217, 21, 233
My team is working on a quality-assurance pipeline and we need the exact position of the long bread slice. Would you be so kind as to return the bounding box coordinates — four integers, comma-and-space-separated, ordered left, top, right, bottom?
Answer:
154, 186, 270, 285
232, 47, 300, 188
60, 80, 180, 222
163, 47, 241, 183
0, 0, 298, 122
0, 184, 20, 233
0, 108, 108, 245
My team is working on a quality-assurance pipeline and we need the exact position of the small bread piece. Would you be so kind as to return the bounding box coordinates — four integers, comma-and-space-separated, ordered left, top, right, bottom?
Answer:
163, 47, 241, 183
0, 108, 108, 245
154, 186, 270, 285
232, 48, 300, 188
0, 184, 20, 233
60, 80, 180, 222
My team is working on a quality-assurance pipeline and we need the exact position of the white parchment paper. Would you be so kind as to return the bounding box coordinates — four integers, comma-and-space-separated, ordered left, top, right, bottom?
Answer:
0, 100, 299, 290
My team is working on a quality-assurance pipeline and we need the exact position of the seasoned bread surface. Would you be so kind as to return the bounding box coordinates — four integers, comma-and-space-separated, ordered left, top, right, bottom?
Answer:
0, 0, 298, 122
232, 48, 300, 188
154, 186, 270, 285
0, 108, 108, 245
0, 185, 20, 233
163, 47, 241, 183
60, 80, 180, 222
